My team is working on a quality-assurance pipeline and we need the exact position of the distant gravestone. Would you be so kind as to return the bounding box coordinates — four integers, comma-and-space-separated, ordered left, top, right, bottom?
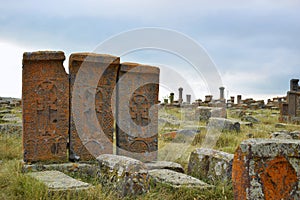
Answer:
116, 63, 159, 162
69, 53, 119, 161
22, 51, 69, 163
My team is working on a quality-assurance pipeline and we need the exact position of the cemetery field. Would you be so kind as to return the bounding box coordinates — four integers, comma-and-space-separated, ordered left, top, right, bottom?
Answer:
1, 106, 299, 200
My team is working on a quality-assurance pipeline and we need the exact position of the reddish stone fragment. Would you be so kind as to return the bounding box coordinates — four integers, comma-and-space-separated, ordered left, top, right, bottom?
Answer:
69, 53, 119, 161
22, 51, 69, 163
232, 139, 300, 199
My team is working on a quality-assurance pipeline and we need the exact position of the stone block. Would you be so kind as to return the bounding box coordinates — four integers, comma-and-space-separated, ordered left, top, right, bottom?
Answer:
22, 51, 69, 163
208, 117, 240, 132
195, 106, 227, 122
0, 124, 22, 135
149, 169, 213, 189
232, 139, 300, 199
145, 161, 184, 173
69, 53, 119, 161
96, 154, 149, 196
27, 170, 91, 191
188, 148, 234, 184
116, 63, 159, 162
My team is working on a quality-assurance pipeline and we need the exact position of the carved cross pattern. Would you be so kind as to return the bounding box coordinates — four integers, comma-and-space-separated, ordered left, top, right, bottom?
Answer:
95, 87, 105, 114
36, 81, 58, 137
130, 94, 150, 126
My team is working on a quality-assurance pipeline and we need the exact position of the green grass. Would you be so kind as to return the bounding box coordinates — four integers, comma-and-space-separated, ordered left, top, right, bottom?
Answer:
1, 106, 300, 199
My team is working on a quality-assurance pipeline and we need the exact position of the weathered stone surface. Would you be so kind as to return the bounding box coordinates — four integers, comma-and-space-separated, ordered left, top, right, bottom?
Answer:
230, 109, 246, 118
241, 115, 260, 123
69, 53, 119, 161
158, 112, 180, 127
97, 154, 149, 196
116, 63, 159, 162
149, 169, 213, 188
0, 124, 22, 135
270, 130, 300, 140
1, 114, 21, 123
232, 139, 300, 200
239, 121, 253, 128
145, 161, 184, 173
275, 123, 287, 128
195, 106, 227, 122
188, 148, 234, 184
27, 170, 91, 191
208, 117, 240, 132
22, 51, 69, 163
23, 163, 98, 178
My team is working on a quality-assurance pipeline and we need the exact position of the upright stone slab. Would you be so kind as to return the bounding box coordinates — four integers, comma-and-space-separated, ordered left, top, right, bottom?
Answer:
69, 53, 119, 161
232, 139, 300, 200
22, 51, 69, 163
116, 63, 159, 162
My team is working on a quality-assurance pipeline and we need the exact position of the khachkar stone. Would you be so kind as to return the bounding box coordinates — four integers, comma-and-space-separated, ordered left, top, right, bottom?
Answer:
232, 139, 300, 199
116, 62, 159, 162
69, 53, 119, 161
22, 51, 69, 163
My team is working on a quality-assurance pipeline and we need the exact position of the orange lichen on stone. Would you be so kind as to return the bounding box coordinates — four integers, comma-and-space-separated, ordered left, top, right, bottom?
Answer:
69, 53, 120, 161
232, 146, 249, 200
116, 63, 159, 162
22, 51, 69, 163
260, 156, 298, 200
232, 139, 300, 200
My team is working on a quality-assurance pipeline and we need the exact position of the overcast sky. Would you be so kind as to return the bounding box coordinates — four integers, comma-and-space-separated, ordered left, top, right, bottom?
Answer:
1, 0, 300, 101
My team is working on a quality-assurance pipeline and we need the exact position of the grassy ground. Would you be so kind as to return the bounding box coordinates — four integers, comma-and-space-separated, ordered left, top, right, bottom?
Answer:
0, 106, 299, 199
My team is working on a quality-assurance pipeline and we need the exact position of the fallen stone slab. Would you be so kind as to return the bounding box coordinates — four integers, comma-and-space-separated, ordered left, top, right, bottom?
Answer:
270, 130, 300, 140
165, 129, 199, 143
239, 121, 253, 128
1, 114, 21, 123
145, 161, 184, 173
0, 124, 22, 135
274, 123, 287, 128
27, 170, 91, 191
97, 154, 149, 196
232, 138, 300, 200
241, 115, 260, 123
195, 106, 227, 122
23, 163, 98, 177
188, 148, 234, 184
208, 117, 240, 132
149, 169, 213, 189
